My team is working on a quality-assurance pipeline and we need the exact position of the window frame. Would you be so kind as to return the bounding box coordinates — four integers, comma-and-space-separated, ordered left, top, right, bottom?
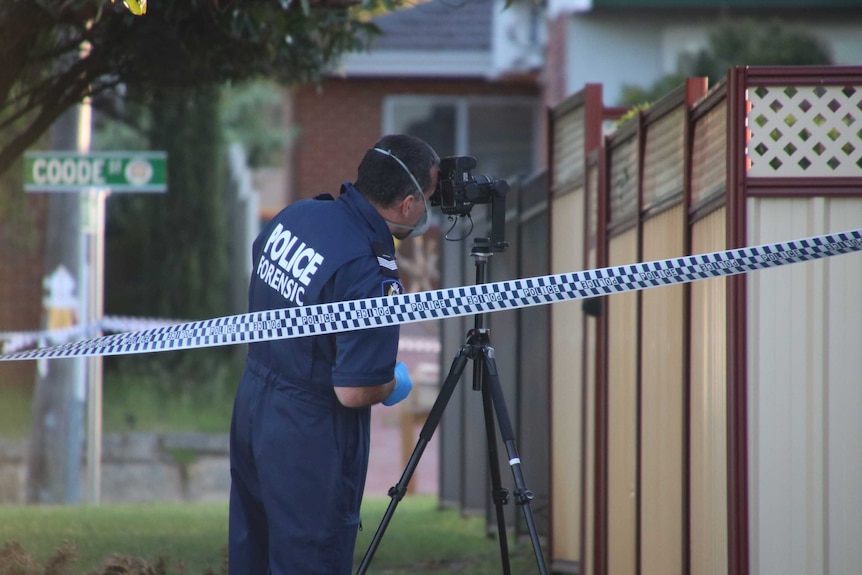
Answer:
382, 94, 542, 174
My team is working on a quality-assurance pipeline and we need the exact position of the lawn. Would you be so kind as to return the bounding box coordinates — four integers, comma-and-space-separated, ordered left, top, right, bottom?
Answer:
0, 496, 545, 574
0, 355, 240, 439
0, 385, 33, 439
0, 359, 547, 573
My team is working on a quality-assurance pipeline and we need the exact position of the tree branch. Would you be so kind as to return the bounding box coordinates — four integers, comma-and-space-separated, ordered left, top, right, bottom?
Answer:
0, 56, 107, 176
0, 0, 399, 177
0, 3, 53, 108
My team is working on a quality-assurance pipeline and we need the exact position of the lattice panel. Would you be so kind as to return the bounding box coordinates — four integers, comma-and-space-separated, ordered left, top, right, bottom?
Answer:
748, 85, 862, 177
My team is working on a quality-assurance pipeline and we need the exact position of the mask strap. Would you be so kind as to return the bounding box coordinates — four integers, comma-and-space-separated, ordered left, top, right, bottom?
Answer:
372, 147, 424, 197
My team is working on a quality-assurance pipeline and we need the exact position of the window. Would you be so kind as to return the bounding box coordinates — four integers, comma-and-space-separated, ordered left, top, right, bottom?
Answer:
384, 96, 540, 181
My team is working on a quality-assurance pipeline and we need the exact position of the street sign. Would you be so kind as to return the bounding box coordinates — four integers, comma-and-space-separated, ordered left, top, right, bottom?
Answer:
24, 151, 167, 192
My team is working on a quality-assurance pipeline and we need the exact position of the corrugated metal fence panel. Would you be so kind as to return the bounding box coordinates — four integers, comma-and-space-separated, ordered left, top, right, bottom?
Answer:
640, 204, 685, 575
689, 207, 728, 575
746, 197, 862, 575
606, 228, 639, 575
487, 183, 521, 533
438, 223, 469, 509
438, 204, 495, 514
550, 185, 585, 565
550, 91, 589, 569
642, 107, 685, 208
544, 67, 862, 575
817, 200, 862, 575
461, 204, 496, 516
515, 170, 550, 540
457, 171, 552, 542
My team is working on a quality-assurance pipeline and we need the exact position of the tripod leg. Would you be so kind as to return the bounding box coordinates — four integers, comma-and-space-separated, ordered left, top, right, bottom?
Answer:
480, 365, 513, 575
356, 346, 471, 575
481, 347, 549, 575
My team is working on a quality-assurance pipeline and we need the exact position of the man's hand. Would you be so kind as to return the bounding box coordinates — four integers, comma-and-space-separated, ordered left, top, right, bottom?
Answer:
382, 362, 413, 406
333, 362, 413, 408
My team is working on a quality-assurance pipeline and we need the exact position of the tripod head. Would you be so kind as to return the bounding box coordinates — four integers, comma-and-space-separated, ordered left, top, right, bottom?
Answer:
430, 155, 509, 254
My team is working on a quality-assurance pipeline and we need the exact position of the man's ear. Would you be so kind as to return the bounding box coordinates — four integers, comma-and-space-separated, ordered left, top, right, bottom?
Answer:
398, 193, 414, 216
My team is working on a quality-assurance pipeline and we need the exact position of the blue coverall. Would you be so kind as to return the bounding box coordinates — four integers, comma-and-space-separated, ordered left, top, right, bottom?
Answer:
229, 183, 402, 575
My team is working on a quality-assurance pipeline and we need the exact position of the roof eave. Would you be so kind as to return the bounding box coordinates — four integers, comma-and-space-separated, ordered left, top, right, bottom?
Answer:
333, 50, 496, 79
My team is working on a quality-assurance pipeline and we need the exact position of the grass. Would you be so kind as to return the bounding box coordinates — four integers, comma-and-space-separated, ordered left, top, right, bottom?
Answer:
0, 355, 241, 439
355, 497, 544, 574
100, 371, 235, 434
0, 359, 547, 573
100, 354, 242, 435
0, 496, 545, 574
0, 502, 227, 574
0, 386, 31, 439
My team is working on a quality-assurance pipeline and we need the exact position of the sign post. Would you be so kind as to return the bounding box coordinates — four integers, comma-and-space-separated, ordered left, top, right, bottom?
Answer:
24, 151, 167, 193
25, 150, 167, 503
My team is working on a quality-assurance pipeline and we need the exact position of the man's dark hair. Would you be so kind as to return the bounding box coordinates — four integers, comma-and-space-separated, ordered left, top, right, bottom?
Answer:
354, 134, 440, 208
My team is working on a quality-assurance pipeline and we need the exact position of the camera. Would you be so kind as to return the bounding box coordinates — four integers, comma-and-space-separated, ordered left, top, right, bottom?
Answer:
431, 156, 509, 217
430, 156, 509, 252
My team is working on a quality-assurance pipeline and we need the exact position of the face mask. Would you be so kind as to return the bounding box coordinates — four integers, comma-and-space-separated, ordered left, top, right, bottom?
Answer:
388, 192, 431, 239
373, 147, 432, 239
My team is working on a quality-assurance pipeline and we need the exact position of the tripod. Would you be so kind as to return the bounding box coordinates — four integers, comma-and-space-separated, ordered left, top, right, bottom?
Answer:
357, 239, 548, 575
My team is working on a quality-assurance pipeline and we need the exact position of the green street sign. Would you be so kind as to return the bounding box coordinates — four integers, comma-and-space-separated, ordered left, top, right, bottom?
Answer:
24, 151, 167, 192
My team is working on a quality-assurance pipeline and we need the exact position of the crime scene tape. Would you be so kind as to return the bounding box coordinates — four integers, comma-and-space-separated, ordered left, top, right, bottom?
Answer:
0, 317, 186, 355
0, 326, 88, 355
99, 315, 187, 333
1, 319, 439, 355
2, 228, 860, 362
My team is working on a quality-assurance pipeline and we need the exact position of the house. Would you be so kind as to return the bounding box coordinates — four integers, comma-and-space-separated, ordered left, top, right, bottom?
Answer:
280, 0, 546, 211
546, 0, 862, 106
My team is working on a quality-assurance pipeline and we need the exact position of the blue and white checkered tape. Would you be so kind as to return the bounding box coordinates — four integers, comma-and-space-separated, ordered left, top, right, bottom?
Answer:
2, 228, 861, 361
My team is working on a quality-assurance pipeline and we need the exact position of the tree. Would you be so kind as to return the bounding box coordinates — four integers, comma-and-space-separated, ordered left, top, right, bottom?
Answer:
222, 80, 294, 168
618, 73, 688, 111
687, 18, 833, 85
0, 0, 391, 177
99, 84, 233, 401
618, 18, 833, 106
4, 0, 397, 503
104, 85, 227, 322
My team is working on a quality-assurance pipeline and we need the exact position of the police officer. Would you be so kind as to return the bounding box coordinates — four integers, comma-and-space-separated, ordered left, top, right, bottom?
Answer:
229, 134, 440, 575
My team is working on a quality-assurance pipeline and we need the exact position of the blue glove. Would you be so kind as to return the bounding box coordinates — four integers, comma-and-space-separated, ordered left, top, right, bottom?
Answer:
383, 362, 413, 406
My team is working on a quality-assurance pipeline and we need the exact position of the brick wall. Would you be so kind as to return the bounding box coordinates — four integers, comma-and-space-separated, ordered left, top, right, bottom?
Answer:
0, 194, 48, 389
289, 77, 539, 203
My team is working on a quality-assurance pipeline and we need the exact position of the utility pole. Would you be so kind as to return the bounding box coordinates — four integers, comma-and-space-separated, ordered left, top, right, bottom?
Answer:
24, 146, 168, 503
26, 106, 87, 504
